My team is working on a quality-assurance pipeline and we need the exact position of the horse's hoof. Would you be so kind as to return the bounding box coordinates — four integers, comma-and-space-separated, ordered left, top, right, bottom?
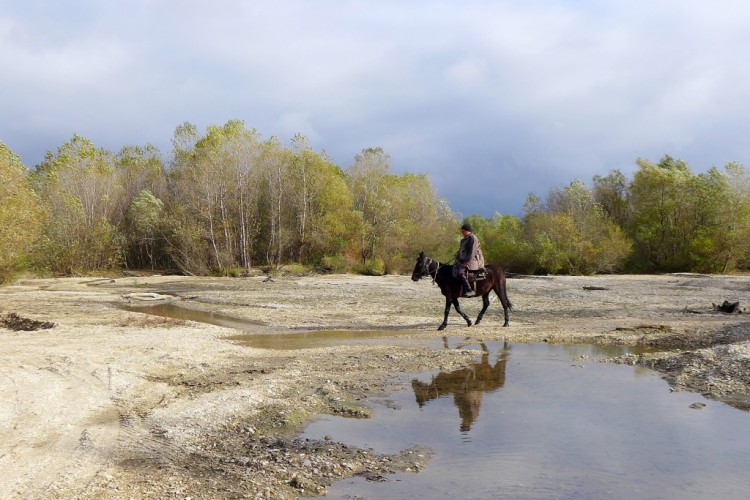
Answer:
466, 321, 473, 327
438, 325, 447, 331
503, 323, 510, 327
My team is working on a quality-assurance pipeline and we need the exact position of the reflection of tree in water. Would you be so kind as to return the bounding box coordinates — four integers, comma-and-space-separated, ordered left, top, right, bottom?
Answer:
411, 340, 510, 432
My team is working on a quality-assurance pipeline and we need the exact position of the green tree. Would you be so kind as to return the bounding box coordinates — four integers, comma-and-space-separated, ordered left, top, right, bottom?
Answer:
379, 172, 456, 273
116, 144, 168, 269
593, 169, 630, 227
471, 213, 534, 273
259, 136, 295, 268
289, 135, 358, 265
346, 147, 394, 268
689, 163, 750, 272
627, 156, 697, 270
345, 149, 457, 274
595, 159, 750, 273
529, 212, 579, 274
115, 144, 167, 212
32, 135, 124, 274
166, 120, 264, 274
312, 169, 360, 271
0, 143, 42, 281
126, 190, 165, 269
164, 122, 211, 274
522, 180, 632, 274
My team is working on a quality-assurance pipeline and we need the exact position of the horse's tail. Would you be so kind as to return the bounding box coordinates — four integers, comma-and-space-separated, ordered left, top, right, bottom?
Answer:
502, 277, 513, 311
490, 265, 513, 310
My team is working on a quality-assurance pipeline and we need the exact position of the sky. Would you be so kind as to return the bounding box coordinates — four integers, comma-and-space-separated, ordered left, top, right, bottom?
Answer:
2, 1, 750, 217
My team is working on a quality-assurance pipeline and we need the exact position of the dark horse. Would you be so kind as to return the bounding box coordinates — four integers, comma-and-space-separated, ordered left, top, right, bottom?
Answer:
411, 252, 512, 330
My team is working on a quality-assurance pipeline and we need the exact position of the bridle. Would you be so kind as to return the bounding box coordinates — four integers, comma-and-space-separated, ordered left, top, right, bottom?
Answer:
417, 256, 442, 283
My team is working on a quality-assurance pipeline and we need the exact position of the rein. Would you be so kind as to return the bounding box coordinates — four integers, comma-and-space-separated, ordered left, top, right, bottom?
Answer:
422, 257, 444, 284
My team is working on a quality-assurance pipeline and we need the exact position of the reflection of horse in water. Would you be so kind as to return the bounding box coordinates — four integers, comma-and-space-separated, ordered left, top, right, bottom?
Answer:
411, 341, 510, 431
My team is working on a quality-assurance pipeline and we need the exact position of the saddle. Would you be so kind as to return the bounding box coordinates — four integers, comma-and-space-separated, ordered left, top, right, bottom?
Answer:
469, 268, 487, 280
452, 265, 487, 281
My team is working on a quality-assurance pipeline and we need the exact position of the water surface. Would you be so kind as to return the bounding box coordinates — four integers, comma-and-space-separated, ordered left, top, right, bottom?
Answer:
123, 303, 750, 498
227, 329, 429, 349
123, 301, 428, 348
303, 341, 750, 499
122, 302, 266, 329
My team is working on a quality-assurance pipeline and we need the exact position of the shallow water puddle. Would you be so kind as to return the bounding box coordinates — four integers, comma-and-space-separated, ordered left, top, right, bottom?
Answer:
124, 301, 426, 348
123, 304, 750, 497
122, 302, 266, 330
303, 341, 750, 500
226, 329, 427, 349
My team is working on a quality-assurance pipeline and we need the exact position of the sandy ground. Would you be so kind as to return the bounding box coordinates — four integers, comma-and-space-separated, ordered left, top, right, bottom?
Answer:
1, 272, 750, 498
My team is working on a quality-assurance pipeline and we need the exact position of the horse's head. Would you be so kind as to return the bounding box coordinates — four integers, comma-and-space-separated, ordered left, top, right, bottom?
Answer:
411, 251, 430, 281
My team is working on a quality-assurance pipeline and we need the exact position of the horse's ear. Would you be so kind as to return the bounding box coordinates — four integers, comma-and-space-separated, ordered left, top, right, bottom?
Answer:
418, 251, 425, 258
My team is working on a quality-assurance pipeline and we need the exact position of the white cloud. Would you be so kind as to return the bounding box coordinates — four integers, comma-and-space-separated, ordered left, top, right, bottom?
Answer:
2, 1, 750, 214
444, 56, 490, 89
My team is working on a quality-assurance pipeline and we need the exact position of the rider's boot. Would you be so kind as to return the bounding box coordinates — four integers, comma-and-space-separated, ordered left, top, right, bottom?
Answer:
464, 286, 476, 298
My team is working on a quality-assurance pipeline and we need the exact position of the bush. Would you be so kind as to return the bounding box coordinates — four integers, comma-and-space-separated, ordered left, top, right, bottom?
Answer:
212, 267, 245, 277
280, 263, 308, 275
319, 255, 349, 273
358, 258, 385, 276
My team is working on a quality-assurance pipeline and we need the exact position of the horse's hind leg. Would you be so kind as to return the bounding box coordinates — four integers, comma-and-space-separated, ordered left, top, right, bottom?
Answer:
494, 282, 511, 327
475, 294, 490, 325
452, 299, 472, 327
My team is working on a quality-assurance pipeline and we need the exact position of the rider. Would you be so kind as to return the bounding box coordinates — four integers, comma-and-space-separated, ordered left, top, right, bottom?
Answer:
455, 223, 484, 297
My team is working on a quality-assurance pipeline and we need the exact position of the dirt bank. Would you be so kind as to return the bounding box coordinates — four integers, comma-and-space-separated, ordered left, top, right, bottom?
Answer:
1, 273, 749, 498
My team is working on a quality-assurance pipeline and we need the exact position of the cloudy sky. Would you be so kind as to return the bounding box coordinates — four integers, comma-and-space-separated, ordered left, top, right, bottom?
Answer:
2, 1, 749, 216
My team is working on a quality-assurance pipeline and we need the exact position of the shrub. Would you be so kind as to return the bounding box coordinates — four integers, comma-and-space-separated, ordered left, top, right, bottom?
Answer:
281, 263, 307, 275
320, 255, 349, 273
359, 258, 385, 276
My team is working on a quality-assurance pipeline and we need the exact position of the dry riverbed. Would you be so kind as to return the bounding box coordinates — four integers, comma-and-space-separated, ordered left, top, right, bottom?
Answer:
1, 272, 750, 498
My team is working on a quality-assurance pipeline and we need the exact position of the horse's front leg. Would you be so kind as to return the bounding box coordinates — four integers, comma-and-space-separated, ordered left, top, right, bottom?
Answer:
475, 295, 490, 325
452, 298, 472, 327
438, 297, 452, 330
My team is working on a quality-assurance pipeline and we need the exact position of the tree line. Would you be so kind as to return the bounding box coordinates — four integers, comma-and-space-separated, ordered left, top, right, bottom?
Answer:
469, 155, 750, 275
2, 120, 750, 282
0, 120, 457, 280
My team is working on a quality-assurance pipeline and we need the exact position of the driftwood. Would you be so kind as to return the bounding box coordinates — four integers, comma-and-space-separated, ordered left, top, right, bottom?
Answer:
1, 313, 55, 331
615, 324, 672, 332
714, 300, 741, 314
122, 292, 176, 302
583, 286, 609, 291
